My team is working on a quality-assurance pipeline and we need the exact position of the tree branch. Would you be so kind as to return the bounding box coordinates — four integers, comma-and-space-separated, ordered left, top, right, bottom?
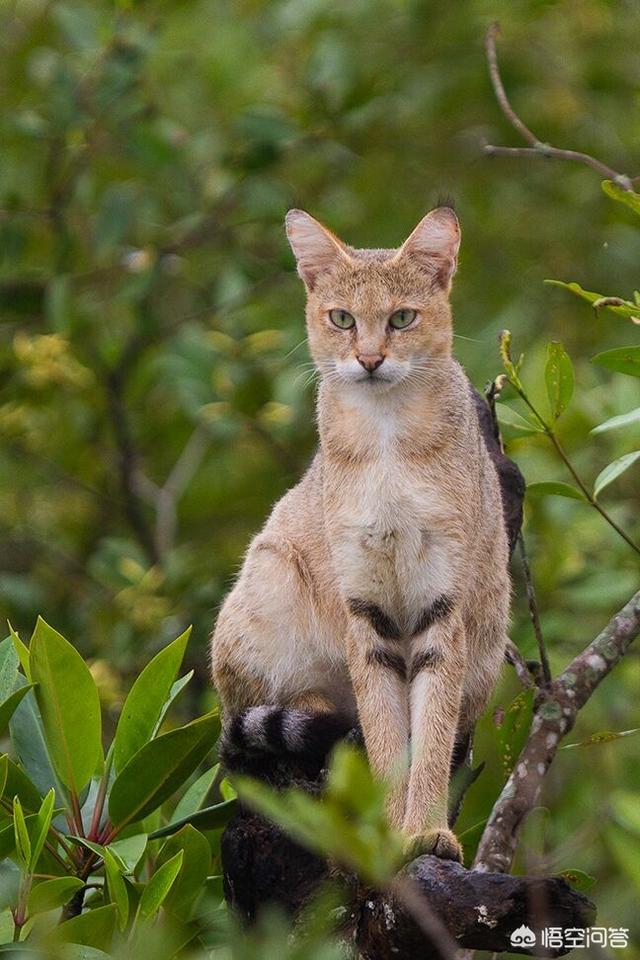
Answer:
474, 588, 640, 874
484, 21, 637, 190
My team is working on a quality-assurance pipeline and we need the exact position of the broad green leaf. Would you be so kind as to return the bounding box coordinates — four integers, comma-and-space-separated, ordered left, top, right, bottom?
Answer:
545, 341, 574, 421
0, 756, 7, 798
148, 798, 237, 840
172, 765, 219, 823
30, 618, 102, 794
104, 849, 129, 931
526, 481, 586, 501
558, 868, 596, 892
155, 670, 194, 735
562, 728, 640, 749
138, 850, 183, 921
10, 677, 63, 804
57, 904, 117, 951
594, 451, 640, 498
109, 712, 219, 829
3, 759, 42, 812
496, 404, 542, 438
592, 345, 640, 378
591, 407, 640, 435
13, 796, 31, 869
28, 877, 84, 916
0, 637, 19, 702
30, 789, 55, 870
108, 833, 148, 874
113, 628, 191, 774
546, 278, 640, 319
8, 626, 31, 682
157, 826, 209, 918
602, 179, 640, 216
0, 686, 35, 738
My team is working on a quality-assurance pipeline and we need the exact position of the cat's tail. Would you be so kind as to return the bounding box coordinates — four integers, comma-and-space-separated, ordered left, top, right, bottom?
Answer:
219, 706, 357, 779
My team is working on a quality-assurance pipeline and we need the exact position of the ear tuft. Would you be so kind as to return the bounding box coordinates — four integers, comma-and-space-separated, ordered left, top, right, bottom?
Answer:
394, 207, 461, 289
285, 210, 352, 291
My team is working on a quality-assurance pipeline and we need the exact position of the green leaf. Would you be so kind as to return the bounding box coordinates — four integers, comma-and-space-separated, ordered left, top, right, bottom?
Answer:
103, 849, 129, 931
592, 345, 640, 378
57, 904, 117, 951
28, 877, 84, 916
591, 407, 640, 435
157, 825, 210, 919
545, 279, 640, 319
138, 850, 183, 921
30, 789, 55, 870
0, 636, 19, 702
545, 341, 574, 421
0, 686, 35, 738
562, 728, 640, 749
113, 628, 191, 774
526, 481, 586, 501
30, 618, 102, 794
0, 813, 36, 860
149, 798, 236, 840
495, 404, 542, 439
10, 677, 63, 803
602, 179, 640, 216
558, 868, 596, 892
31, 787, 56, 872
13, 796, 31, 869
3, 759, 42, 812
8, 625, 31, 682
172, 765, 219, 823
108, 833, 148, 874
0, 756, 7, 798
108, 712, 219, 829
594, 451, 640, 498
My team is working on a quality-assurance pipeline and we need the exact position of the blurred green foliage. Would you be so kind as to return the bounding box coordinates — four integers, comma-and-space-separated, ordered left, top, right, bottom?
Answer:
1, 0, 640, 955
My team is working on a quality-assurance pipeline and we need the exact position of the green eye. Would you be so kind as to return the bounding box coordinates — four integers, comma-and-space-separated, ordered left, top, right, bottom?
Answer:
329, 309, 356, 330
389, 308, 417, 329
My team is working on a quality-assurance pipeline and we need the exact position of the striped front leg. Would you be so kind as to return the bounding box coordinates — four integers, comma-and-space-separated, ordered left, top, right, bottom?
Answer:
404, 595, 465, 861
346, 598, 409, 828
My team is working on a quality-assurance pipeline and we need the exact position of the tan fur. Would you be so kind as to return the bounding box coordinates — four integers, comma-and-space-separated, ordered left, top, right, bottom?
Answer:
210, 208, 510, 858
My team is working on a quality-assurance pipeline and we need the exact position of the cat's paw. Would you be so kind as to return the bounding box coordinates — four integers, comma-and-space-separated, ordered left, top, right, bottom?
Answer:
403, 827, 463, 863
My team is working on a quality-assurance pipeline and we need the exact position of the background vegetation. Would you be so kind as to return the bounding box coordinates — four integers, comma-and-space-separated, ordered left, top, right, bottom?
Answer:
1, 0, 639, 955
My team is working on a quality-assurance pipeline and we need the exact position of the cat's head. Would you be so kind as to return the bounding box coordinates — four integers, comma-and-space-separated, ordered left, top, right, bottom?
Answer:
285, 207, 460, 390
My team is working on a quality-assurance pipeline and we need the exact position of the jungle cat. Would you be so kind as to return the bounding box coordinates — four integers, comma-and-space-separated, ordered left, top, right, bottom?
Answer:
210, 207, 511, 861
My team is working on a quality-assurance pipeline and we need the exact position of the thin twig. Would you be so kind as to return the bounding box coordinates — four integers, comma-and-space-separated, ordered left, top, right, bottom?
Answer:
517, 533, 551, 683
484, 22, 637, 191
504, 640, 536, 689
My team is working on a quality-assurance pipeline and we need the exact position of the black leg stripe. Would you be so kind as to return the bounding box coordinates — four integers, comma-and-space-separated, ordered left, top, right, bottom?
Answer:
409, 648, 444, 682
367, 646, 406, 680
348, 598, 402, 641
411, 594, 454, 637
263, 707, 286, 752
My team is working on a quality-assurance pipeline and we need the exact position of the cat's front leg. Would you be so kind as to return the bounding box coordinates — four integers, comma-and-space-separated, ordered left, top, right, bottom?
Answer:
403, 598, 466, 861
345, 600, 410, 829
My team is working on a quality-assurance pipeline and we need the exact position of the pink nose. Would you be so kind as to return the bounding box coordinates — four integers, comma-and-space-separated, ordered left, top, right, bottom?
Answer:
357, 354, 384, 373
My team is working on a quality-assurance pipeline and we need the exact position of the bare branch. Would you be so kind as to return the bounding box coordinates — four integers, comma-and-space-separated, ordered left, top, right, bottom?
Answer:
474, 589, 640, 873
505, 640, 536, 689
484, 22, 637, 190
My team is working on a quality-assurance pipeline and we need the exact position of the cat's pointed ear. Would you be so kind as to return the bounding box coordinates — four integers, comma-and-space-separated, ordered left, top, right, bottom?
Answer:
285, 210, 353, 291
394, 207, 460, 289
